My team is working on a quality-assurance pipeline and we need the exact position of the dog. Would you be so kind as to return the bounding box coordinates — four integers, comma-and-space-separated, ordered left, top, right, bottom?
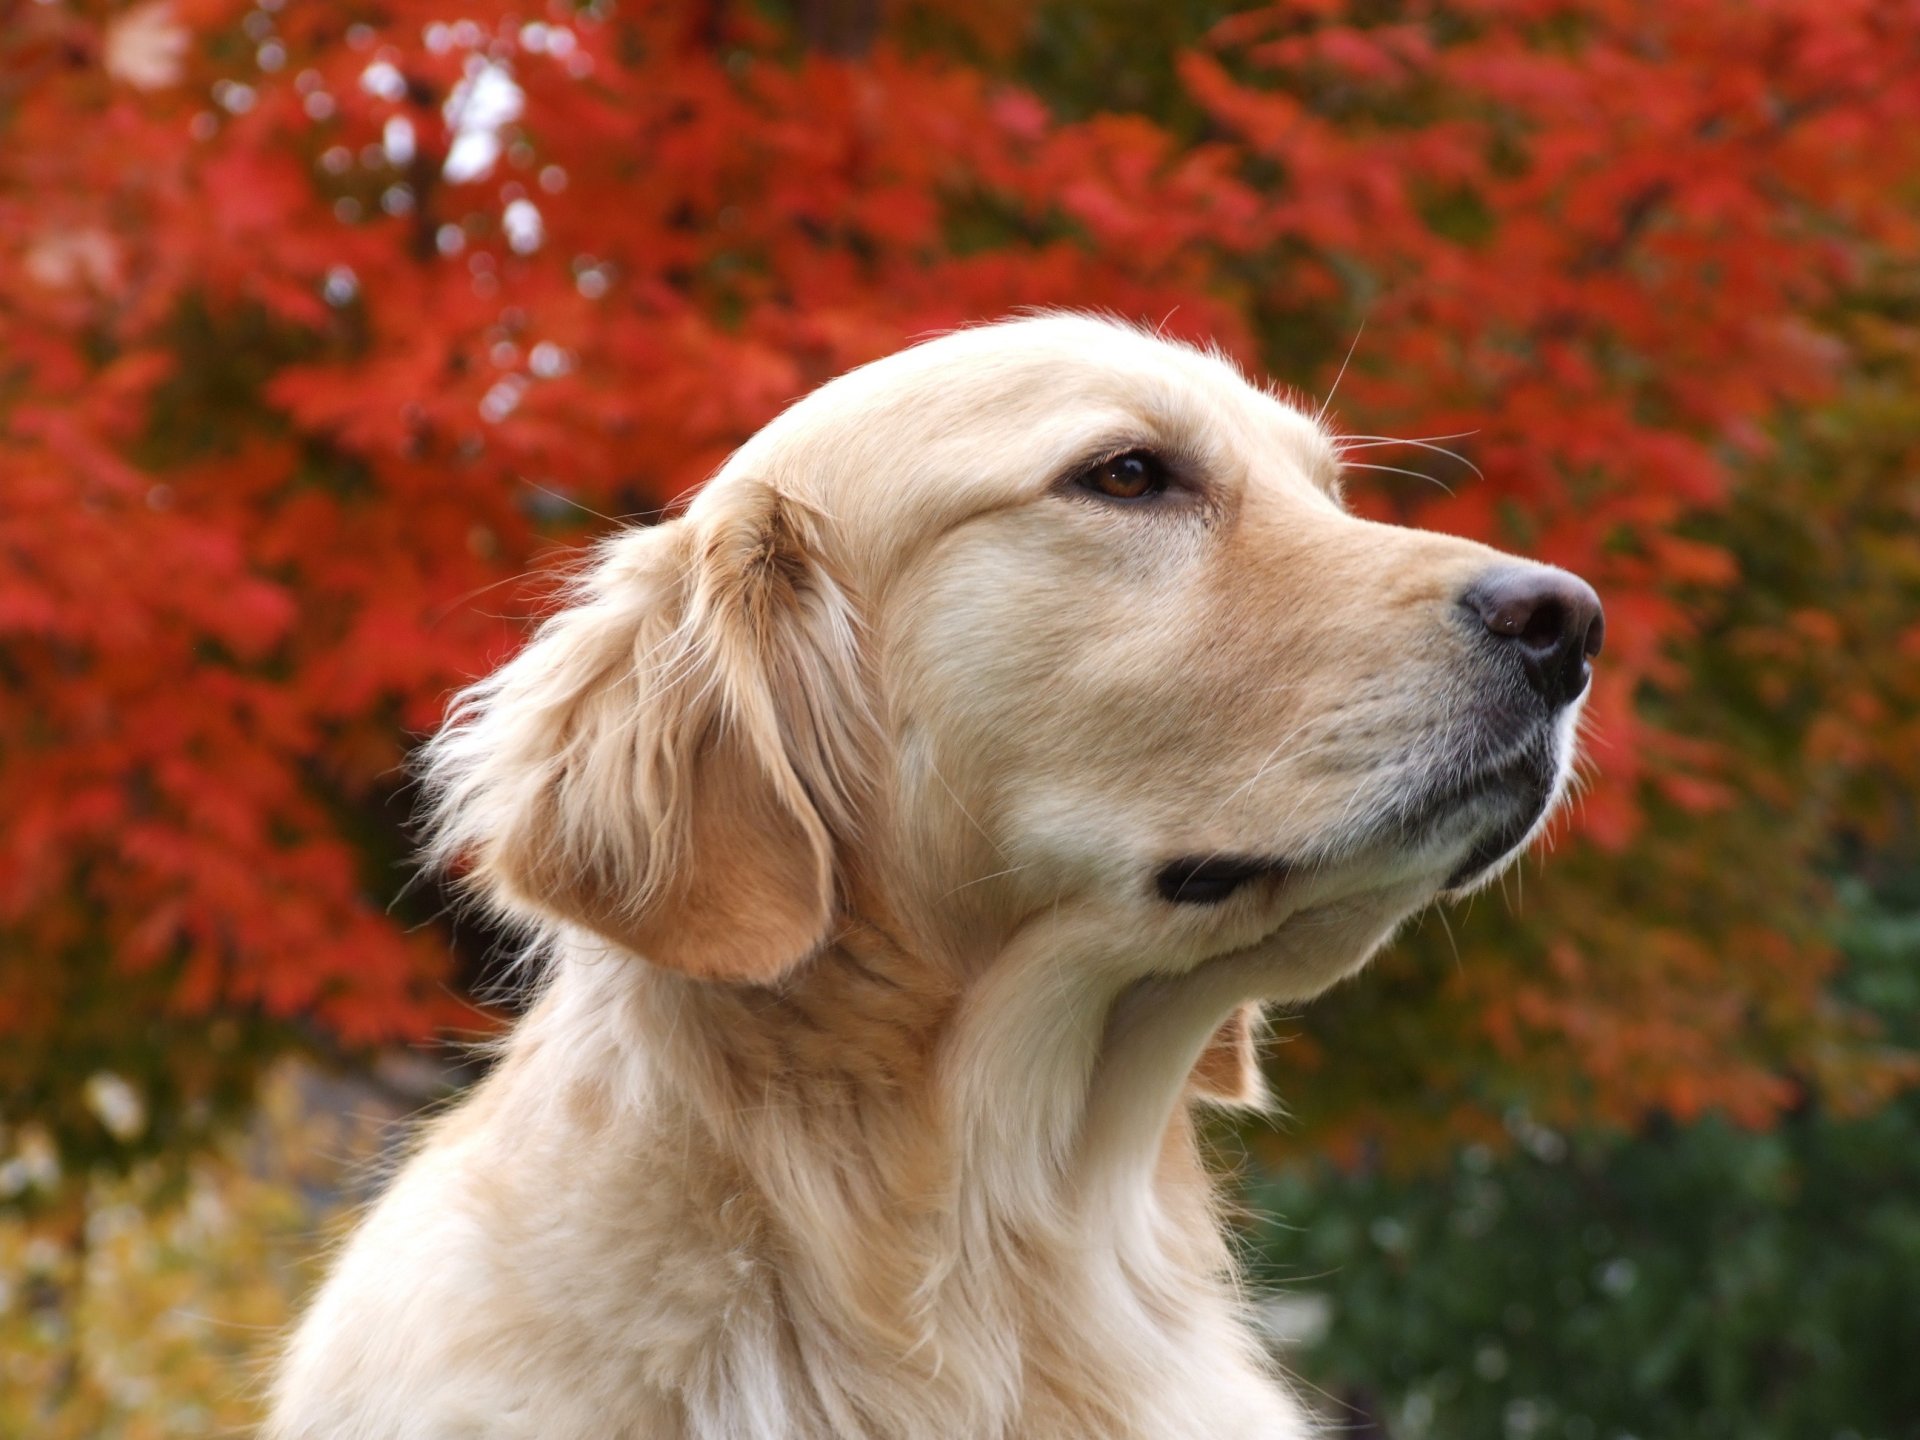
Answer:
268, 314, 1601, 1439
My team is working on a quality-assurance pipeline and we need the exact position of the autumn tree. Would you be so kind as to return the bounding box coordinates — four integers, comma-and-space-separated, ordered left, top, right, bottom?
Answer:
4, 0, 1918, 1198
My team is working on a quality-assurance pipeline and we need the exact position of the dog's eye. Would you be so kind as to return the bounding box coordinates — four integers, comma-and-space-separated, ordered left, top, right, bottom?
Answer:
1078, 450, 1170, 502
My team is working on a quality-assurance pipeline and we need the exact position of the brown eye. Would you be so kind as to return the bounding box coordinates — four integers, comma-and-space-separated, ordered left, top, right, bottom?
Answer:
1079, 450, 1169, 502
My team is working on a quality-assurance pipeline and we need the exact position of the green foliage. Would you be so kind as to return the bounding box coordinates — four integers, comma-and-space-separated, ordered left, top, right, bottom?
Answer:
1247, 875, 1920, 1440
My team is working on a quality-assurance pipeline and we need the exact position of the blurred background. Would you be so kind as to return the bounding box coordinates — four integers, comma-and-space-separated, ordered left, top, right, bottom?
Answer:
4, 0, 1919, 1435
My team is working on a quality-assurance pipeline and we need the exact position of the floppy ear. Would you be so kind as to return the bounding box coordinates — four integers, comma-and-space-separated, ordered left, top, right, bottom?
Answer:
1187, 1003, 1268, 1109
423, 483, 872, 983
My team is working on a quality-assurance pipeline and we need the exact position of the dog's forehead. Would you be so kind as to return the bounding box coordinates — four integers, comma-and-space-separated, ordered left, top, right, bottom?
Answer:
706, 316, 1340, 546
790, 316, 1328, 458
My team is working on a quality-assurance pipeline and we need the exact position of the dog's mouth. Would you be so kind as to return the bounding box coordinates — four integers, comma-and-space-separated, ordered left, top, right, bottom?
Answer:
1414, 740, 1560, 892
1155, 854, 1292, 906
1153, 725, 1566, 910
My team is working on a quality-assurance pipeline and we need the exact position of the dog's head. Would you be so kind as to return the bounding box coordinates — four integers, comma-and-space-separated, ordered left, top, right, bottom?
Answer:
427, 314, 1599, 1017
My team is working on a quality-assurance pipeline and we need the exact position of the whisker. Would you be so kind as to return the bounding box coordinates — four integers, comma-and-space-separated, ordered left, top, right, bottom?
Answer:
1315, 318, 1367, 425
942, 861, 1035, 900
930, 761, 1009, 861
1338, 429, 1480, 447
1337, 460, 1455, 497
1337, 434, 1486, 484
1434, 903, 1462, 973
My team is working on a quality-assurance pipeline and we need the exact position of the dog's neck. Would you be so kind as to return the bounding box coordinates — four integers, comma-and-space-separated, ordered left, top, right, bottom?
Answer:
532, 911, 1247, 1348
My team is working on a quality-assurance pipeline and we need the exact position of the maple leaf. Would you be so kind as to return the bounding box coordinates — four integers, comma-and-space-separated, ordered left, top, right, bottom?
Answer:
3, 0, 1918, 1193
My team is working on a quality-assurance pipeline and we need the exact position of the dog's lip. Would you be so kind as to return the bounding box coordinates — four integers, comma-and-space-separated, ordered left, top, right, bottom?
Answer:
1409, 744, 1548, 824
1440, 799, 1547, 890
1158, 734, 1561, 910
1425, 746, 1558, 890
1154, 854, 1292, 906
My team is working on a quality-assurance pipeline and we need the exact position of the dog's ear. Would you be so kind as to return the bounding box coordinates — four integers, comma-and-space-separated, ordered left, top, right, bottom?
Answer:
1188, 1003, 1268, 1108
424, 483, 872, 983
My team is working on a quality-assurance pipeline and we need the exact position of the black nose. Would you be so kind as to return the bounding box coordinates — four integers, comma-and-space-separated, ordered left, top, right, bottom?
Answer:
1461, 565, 1604, 711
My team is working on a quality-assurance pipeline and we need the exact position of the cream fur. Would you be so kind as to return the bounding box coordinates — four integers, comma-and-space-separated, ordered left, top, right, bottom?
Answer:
268, 314, 1593, 1439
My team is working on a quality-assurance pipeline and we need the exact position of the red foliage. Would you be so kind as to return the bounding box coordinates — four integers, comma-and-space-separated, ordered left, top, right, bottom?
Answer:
4, 0, 1918, 1155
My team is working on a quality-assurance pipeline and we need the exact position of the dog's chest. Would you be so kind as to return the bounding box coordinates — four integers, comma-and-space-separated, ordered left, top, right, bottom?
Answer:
618, 1215, 1309, 1440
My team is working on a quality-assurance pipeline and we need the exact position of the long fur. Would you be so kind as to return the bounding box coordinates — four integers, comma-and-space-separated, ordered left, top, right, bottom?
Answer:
269, 314, 1589, 1440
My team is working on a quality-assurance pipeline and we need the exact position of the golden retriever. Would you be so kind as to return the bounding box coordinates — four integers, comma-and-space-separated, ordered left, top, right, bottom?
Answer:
269, 314, 1601, 1439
